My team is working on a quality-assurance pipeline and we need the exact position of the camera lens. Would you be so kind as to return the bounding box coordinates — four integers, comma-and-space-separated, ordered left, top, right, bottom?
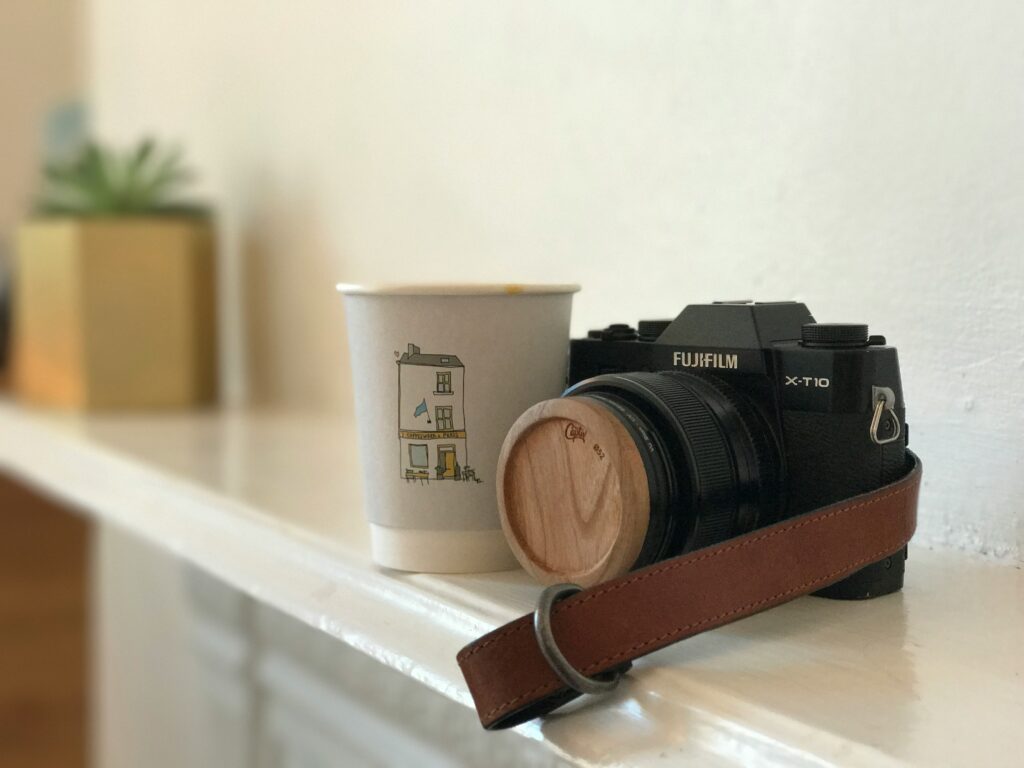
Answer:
497, 371, 781, 587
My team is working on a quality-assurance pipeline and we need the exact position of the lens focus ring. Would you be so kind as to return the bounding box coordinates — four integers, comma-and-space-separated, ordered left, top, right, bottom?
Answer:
569, 370, 767, 554
617, 373, 740, 548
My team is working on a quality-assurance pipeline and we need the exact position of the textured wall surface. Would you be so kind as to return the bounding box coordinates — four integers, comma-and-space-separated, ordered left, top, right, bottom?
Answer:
88, 2, 1023, 562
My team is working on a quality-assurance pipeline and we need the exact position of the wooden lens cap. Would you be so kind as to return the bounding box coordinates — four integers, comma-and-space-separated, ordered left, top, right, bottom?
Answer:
497, 397, 650, 587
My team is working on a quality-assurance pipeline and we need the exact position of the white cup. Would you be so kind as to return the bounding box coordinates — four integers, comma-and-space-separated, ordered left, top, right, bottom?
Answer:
337, 283, 580, 573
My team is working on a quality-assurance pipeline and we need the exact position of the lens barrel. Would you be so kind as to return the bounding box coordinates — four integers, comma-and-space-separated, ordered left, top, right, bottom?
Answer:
567, 371, 781, 568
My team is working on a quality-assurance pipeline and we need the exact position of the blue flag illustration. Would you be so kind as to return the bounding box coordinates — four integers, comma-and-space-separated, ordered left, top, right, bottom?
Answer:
413, 399, 428, 418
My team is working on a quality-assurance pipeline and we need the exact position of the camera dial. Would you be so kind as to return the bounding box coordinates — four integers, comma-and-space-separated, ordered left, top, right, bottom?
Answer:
801, 323, 869, 347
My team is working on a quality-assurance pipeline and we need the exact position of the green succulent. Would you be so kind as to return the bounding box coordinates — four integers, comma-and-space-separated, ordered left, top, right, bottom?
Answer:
35, 138, 205, 216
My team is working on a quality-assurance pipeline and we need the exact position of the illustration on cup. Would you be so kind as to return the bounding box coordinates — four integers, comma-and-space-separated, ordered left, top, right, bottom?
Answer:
397, 343, 481, 484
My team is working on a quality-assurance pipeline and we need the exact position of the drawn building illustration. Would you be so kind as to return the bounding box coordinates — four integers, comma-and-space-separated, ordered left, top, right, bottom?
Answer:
397, 343, 470, 481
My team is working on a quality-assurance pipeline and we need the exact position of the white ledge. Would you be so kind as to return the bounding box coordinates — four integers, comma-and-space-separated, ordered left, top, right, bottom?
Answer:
0, 400, 1020, 767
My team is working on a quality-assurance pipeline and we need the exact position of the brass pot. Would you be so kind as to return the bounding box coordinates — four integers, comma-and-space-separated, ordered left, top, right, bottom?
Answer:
13, 217, 217, 409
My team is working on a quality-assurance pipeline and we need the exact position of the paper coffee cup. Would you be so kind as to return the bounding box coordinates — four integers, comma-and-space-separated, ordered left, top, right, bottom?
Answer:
337, 283, 580, 573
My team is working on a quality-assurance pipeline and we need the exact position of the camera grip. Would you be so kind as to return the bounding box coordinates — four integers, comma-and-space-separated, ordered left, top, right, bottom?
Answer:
781, 410, 908, 600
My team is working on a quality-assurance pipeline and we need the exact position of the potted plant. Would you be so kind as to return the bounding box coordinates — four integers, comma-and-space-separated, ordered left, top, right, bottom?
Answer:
12, 139, 217, 409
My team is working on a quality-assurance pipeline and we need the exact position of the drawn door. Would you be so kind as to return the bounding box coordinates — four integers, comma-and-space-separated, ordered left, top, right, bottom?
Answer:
438, 445, 456, 479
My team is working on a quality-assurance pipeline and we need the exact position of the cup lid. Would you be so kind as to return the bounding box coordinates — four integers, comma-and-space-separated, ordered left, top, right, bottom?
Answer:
335, 282, 580, 296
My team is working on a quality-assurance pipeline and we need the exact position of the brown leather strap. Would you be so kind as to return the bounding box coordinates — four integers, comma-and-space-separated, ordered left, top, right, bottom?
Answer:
457, 451, 921, 729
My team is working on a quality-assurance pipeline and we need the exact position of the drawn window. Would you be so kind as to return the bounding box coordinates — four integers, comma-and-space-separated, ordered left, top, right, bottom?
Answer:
436, 371, 452, 393
436, 406, 453, 431
409, 444, 429, 468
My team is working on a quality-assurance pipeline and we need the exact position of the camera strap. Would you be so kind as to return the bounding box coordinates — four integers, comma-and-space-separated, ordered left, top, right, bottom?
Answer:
457, 450, 922, 730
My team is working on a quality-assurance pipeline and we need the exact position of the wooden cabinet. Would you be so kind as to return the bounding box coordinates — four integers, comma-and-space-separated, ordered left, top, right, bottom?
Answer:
0, 475, 89, 768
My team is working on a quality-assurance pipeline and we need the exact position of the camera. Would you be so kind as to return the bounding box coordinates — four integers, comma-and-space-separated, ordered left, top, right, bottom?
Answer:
497, 301, 909, 600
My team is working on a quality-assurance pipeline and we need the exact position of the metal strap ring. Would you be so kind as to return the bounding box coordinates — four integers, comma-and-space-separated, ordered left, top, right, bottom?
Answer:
533, 583, 627, 695
869, 394, 902, 446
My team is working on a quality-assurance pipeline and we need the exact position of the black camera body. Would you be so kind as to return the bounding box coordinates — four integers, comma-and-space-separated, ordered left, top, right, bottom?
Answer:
567, 301, 909, 600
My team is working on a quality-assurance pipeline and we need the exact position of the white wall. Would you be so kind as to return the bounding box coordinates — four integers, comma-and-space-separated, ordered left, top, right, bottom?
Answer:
88, 2, 1024, 562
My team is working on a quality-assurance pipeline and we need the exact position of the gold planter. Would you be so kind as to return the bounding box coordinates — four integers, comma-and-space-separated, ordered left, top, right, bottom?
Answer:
12, 217, 217, 409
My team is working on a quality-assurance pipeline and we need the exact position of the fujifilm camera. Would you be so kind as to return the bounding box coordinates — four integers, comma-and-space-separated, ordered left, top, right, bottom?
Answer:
565, 300, 909, 599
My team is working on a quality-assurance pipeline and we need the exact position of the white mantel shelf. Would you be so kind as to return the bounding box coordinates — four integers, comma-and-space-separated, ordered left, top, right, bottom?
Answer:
1, 400, 1020, 767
